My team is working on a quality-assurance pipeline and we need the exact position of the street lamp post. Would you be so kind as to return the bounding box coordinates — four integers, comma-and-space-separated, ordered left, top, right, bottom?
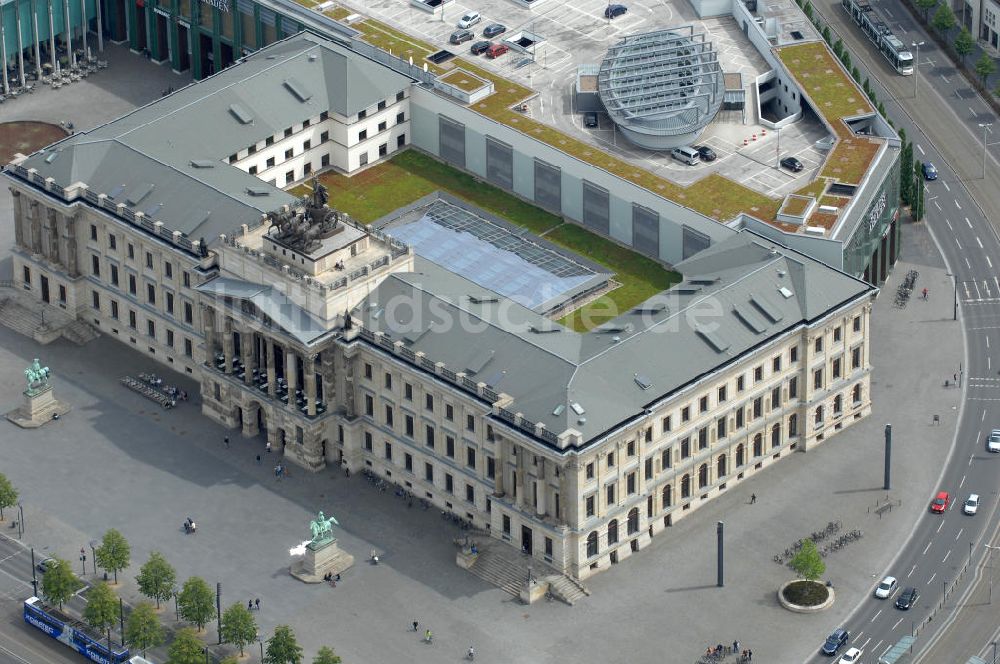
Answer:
992, 640, 997, 664
90, 540, 98, 576
980, 123, 992, 179
79, 547, 86, 576
946, 273, 958, 321
985, 544, 1000, 603
17, 502, 24, 539
912, 42, 924, 100
258, 633, 264, 660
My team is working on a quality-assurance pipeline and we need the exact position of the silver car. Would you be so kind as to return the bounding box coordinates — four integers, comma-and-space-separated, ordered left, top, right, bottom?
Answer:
988, 430, 1000, 452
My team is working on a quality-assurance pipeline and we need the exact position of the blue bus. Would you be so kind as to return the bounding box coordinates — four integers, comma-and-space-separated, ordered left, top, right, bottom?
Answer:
23, 596, 131, 664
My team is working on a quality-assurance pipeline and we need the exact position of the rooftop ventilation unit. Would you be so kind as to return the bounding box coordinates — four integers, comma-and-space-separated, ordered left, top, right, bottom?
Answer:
190, 160, 216, 168
468, 295, 499, 304
283, 77, 313, 102
528, 325, 561, 334
44, 152, 58, 164
631, 303, 667, 315
634, 374, 652, 390
749, 293, 783, 323
246, 187, 270, 197
570, 402, 586, 415
552, 404, 565, 416
778, 286, 794, 299
229, 103, 254, 125
125, 183, 154, 206
695, 325, 730, 353
595, 323, 633, 333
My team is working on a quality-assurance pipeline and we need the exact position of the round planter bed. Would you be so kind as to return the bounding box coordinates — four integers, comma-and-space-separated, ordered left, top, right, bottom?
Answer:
778, 579, 834, 613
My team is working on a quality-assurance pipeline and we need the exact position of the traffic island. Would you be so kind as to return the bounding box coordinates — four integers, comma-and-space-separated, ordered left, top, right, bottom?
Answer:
778, 579, 835, 613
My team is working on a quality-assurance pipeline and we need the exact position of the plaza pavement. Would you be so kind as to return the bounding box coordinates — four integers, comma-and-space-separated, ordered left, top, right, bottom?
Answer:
0, 49, 968, 664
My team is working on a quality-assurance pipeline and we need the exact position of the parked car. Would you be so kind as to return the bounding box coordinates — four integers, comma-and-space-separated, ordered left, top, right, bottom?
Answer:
838, 647, 863, 664
874, 575, 898, 599
36, 557, 55, 574
964, 493, 980, 515
695, 145, 717, 161
486, 43, 509, 58
780, 156, 804, 172
922, 161, 938, 180
470, 41, 491, 55
931, 490, 950, 513
584, 112, 599, 128
895, 586, 919, 610
821, 628, 850, 656
450, 30, 474, 45
482, 23, 507, 38
987, 429, 1000, 452
604, 3, 628, 18
457, 11, 481, 28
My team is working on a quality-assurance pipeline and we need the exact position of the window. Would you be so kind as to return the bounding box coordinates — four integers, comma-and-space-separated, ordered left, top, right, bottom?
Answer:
814, 368, 823, 390
752, 397, 762, 419
681, 474, 691, 498
833, 394, 843, 414
303, 139, 311, 150
164, 262, 172, 279
110, 265, 119, 287
108, 234, 117, 250
662, 415, 672, 433
681, 406, 690, 423
91, 255, 100, 277
166, 329, 174, 347
285, 170, 295, 183
396, 112, 405, 125
248, 145, 257, 155
184, 302, 193, 325
445, 474, 453, 494
680, 437, 690, 459
183, 271, 191, 289
466, 447, 476, 469
404, 383, 413, 400
359, 153, 368, 166
284, 127, 293, 137
853, 316, 862, 332
852, 384, 862, 403
321, 154, 330, 167
852, 347, 862, 369
424, 462, 434, 483
184, 338, 192, 357
128, 274, 136, 295
364, 432, 373, 451
789, 414, 798, 436
378, 143, 387, 157
834, 327, 842, 342
147, 284, 155, 304
502, 515, 510, 535
145, 252, 153, 269
737, 375, 745, 392
396, 91, 405, 102
284, 148, 294, 159
789, 376, 798, 399
405, 453, 413, 472
358, 109, 367, 120
384, 405, 394, 427
718, 386, 727, 402
736, 406, 744, 429
384, 372, 392, 389
814, 337, 823, 352
661, 448, 671, 469
385, 442, 393, 460
425, 394, 434, 411
405, 415, 414, 438
111, 301, 119, 319
90, 224, 97, 240
248, 165, 258, 175
445, 436, 455, 458
698, 464, 709, 489
644, 458, 653, 480
364, 363, 373, 379
832, 358, 842, 379
377, 100, 386, 111
397, 134, 406, 148
790, 346, 799, 363
606, 483, 615, 505
586, 495, 596, 517
378, 121, 387, 132
445, 404, 454, 421
320, 131, 329, 143
266, 156, 275, 168
128, 244, 135, 260
606, 451, 615, 468
364, 394, 374, 417
815, 406, 824, 424
91, 290, 100, 309
771, 386, 781, 409
773, 356, 782, 372
266, 136, 274, 146
645, 427, 652, 443
466, 415, 475, 432
586, 462, 595, 479
627, 473, 637, 495
698, 427, 708, 450
146, 320, 155, 337
754, 365, 763, 382
465, 484, 474, 503
128, 310, 136, 329
626, 440, 635, 456
662, 484, 672, 507
358, 129, 368, 141
699, 396, 709, 413
716, 416, 727, 439
486, 456, 495, 479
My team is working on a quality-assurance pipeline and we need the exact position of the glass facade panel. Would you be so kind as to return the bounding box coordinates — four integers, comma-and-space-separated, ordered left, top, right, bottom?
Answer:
439, 116, 466, 167
220, 3, 234, 39
682, 225, 711, 259
582, 181, 610, 235
842, 160, 900, 279
632, 204, 659, 257
534, 159, 561, 212
239, 8, 255, 47
485, 137, 513, 190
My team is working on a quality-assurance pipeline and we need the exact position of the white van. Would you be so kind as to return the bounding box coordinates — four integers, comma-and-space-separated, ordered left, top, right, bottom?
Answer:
671, 146, 700, 165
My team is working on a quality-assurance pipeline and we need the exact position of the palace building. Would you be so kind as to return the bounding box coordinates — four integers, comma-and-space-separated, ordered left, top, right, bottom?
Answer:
5, 31, 877, 579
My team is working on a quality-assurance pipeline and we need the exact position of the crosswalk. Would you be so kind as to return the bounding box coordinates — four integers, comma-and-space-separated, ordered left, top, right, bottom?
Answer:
959, 278, 1000, 303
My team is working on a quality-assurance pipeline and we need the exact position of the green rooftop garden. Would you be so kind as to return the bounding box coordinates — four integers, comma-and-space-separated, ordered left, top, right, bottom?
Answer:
440, 69, 489, 93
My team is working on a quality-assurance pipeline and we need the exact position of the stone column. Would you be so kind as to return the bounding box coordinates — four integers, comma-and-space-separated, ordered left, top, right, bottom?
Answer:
222, 318, 235, 374
11, 191, 23, 247
494, 439, 505, 495
562, 461, 579, 527
266, 339, 277, 398
304, 354, 317, 417
202, 305, 217, 364
535, 458, 547, 517
240, 332, 253, 385
285, 349, 299, 412
29, 205, 42, 254
514, 445, 526, 509
320, 352, 335, 407
62, 212, 78, 277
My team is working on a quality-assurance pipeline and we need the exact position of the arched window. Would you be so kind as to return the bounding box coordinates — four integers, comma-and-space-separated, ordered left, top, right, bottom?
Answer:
716, 454, 727, 478
736, 444, 745, 467
608, 519, 619, 545
586, 531, 598, 557
662, 484, 672, 508
789, 414, 798, 437
681, 474, 691, 498
771, 423, 781, 448
852, 384, 862, 404
833, 394, 843, 414
698, 463, 709, 488
627, 507, 639, 535
753, 433, 763, 457
815, 405, 824, 424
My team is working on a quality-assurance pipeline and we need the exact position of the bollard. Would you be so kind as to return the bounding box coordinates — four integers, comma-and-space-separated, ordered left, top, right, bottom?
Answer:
743, 138, 748, 146
762, 128, 767, 136
752, 133, 757, 141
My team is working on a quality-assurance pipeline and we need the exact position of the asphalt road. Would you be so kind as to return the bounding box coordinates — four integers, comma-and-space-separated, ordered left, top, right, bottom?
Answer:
808, 2, 1000, 663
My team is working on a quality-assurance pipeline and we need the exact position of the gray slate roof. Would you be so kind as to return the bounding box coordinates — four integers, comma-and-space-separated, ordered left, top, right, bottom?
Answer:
10, 32, 413, 244
355, 230, 875, 448
196, 277, 330, 344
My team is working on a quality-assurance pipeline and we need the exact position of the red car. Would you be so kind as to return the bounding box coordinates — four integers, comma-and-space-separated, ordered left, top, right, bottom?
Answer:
930, 491, 950, 513
486, 43, 509, 59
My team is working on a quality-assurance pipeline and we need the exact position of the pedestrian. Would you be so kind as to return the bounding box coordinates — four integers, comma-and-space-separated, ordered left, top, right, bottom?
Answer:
748, 649, 753, 661
255, 598, 260, 611
413, 621, 419, 632
954, 373, 958, 382
922, 287, 928, 300
274, 465, 281, 479
733, 640, 739, 654
224, 436, 230, 449
266, 441, 272, 453
345, 467, 350, 478
750, 493, 756, 504
256, 454, 262, 465
248, 600, 253, 611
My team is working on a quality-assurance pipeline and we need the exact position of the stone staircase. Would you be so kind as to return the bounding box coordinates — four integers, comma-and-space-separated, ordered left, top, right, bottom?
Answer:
61, 319, 99, 346
0, 290, 96, 346
0, 297, 43, 339
464, 537, 589, 604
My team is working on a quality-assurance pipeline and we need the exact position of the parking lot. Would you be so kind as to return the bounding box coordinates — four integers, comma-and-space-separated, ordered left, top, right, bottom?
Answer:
339, 0, 831, 197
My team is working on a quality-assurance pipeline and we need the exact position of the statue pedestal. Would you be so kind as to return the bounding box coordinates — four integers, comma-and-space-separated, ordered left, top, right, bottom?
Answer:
289, 538, 355, 583
6, 385, 70, 429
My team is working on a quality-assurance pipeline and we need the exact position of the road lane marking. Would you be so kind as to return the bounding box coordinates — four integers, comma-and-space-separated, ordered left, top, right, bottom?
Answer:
955, 238, 962, 249
938, 520, 946, 533
892, 616, 904, 631
871, 609, 882, 622
928, 571, 937, 584
988, 256, 994, 269
966, 217, 973, 228
908, 564, 917, 577
967, 257, 973, 269
956, 527, 964, 540
881, 643, 893, 657
917, 144, 925, 155
970, 106, 978, 117
960, 475, 966, 488
923, 541, 933, 555
934, 200, 942, 211
991, 357, 994, 371
943, 180, 950, 191
943, 550, 951, 563
956, 199, 963, 210
971, 453, 976, 466
988, 336, 991, 349
946, 219, 954, 230
978, 237, 984, 248
860, 636, 872, 650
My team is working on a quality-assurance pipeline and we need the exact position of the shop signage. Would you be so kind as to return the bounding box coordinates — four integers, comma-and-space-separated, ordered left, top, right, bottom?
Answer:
866, 190, 887, 234
198, 0, 230, 12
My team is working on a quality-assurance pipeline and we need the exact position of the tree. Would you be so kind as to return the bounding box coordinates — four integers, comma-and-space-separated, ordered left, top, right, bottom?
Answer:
265, 625, 304, 664
0, 474, 16, 521
126, 602, 164, 656
95, 529, 130, 584
822, 25, 832, 43
976, 52, 997, 84
167, 627, 206, 664
833, 38, 844, 58
851, 65, 861, 82
955, 27, 975, 65
313, 646, 342, 664
41, 557, 79, 609
932, 3, 956, 36
912, 163, 926, 220
220, 603, 257, 656
83, 582, 118, 649
177, 577, 216, 631
136, 551, 175, 609
803, 0, 814, 19
915, 0, 938, 21
789, 539, 826, 581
